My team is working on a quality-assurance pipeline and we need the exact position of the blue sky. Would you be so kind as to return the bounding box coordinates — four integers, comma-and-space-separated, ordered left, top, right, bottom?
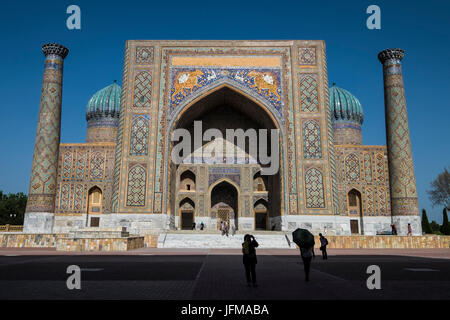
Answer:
0, 0, 448, 223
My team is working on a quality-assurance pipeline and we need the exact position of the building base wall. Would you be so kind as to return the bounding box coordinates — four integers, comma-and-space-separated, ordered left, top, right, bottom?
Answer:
392, 215, 422, 236
283, 215, 393, 236
23, 212, 54, 233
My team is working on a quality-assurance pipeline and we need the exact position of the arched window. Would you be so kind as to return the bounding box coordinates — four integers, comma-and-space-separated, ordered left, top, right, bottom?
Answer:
88, 186, 102, 214
180, 170, 196, 191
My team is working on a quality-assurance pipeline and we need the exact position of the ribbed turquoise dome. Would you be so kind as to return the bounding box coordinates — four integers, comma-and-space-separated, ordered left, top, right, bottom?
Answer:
86, 81, 121, 122
329, 84, 364, 125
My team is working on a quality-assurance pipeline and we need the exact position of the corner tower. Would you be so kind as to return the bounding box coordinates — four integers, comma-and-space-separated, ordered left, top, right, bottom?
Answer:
24, 43, 69, 233
378, 48, 421, 235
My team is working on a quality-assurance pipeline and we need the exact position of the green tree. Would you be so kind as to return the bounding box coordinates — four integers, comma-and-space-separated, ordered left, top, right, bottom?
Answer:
0, 190, 27, 225
440, 207, 450, 235
421, 209, 433, 234
430, 220, 441, 232
427, 167, 450, 209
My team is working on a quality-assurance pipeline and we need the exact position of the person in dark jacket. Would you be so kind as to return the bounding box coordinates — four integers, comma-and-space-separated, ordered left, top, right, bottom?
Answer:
319, 233, 328, 260
299, 245, 314, 282
242, 234, 259, 287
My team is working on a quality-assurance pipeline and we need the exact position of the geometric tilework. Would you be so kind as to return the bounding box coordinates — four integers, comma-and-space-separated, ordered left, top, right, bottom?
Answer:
62, 151, 72, 179
305, 168, 325, 208
345, 153, 360, 181
303, 120, 322, 159
129, 115, 149, 156
377, 187, 387, 215
75, 151, 88, 179
133, 71, 152, 108
375, 153, 385, 182
126, 164, 147, 206
73, 184, 84, 211
363, 153, 372, 182
89, 152, 105, 180
59, 183, 70, 211
299, 75, 319, 112
298, 47, 316, 65
365, 186, 375, 214
135, 46, 154, 64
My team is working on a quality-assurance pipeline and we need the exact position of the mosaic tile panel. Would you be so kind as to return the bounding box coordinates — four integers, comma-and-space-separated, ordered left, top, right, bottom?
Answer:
299, 75, 319, 112
89, 152, 105, 180
129, 115, 149, 156
303, 120, 322, 159
345, 153, 360, 181
305, 168, 325, 208
363, 153, 373, 182
133, 71, 152, 108
126, 165, 147, 206
62, 151, 73, 179
298, 47, 316, 65
135, 46, 154, 64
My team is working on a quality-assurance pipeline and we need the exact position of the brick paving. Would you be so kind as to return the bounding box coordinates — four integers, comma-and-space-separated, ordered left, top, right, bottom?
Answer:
0, 248, 449, 299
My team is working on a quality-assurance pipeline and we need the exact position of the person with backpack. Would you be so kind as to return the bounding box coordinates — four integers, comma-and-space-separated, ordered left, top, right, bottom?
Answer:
319, 233, 328, 260
242, 234, 259, 287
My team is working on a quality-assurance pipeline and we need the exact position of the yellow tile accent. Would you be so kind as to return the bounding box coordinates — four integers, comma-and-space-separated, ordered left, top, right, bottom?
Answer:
171, 56, 281, 67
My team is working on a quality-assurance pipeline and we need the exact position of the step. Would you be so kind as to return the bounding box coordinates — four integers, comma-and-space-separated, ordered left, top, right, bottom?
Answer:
158, 232, 295, 249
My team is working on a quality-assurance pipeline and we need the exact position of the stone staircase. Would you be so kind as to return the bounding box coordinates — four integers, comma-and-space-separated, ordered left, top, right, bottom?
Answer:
157, 230, 295, 249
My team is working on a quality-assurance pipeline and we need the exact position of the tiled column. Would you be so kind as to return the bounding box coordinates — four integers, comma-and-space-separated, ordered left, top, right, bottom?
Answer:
24, 43, 69, 233
378, 48, 421, 235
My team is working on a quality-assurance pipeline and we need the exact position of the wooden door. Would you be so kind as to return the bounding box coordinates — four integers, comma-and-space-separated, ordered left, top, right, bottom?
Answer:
350, 219, 359, 234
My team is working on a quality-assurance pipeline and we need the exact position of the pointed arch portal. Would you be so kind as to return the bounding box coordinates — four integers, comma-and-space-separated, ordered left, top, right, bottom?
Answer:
168, 86, 283, 230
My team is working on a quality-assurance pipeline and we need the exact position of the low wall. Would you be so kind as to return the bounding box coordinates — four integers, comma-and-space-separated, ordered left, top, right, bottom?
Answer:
314, 235, 450, 249
56, 236, 144, 251
144, 234, 159, 248
0, 233, 60, 248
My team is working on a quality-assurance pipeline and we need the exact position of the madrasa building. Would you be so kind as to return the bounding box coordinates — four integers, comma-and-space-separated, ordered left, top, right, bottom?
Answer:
23, 40, 422, 236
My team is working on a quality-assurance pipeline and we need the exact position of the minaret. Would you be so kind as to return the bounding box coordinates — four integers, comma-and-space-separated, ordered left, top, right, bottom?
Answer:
378, 48, 421, 235
24, 43, 69, 233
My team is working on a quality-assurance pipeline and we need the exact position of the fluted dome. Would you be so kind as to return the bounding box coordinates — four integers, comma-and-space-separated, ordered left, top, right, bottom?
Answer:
86, 81, 121, 121
85, 81, 121, 143
329, 84, 364, 125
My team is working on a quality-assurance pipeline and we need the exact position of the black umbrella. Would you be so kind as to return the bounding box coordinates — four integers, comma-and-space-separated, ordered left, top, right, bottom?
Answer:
292, 228, 315, 248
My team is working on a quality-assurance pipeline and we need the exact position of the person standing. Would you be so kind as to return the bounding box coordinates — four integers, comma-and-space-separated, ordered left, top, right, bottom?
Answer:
407, 223, 412, 236
299, 245, 314, 282
192, 222, 196, 230
319, 233, 328, 260
242, 234, 259, 287
225, 221, 229, 237
200, 222, 204, 230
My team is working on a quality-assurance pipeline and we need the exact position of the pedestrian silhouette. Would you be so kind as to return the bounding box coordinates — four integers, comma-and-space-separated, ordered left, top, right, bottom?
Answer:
319, 233, 328, 260
200, 222, 204, 230
299, 244, 314, 282
192, 222, 196, 230
407, 223, 412, 236
242, 234, 259, 287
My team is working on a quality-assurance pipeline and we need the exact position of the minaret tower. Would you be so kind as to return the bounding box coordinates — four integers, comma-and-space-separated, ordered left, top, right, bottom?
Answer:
24, 43, 69, 233
378, 48, 421, 235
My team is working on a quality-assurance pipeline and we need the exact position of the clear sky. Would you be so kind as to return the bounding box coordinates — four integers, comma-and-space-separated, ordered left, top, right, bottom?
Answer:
0, 0, 448, 223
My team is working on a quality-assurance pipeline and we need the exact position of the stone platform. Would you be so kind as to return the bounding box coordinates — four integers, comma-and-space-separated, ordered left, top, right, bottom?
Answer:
56, 227, 144, 251
156, 231, 450, 249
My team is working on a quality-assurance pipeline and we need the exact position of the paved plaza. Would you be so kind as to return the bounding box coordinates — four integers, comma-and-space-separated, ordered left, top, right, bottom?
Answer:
0, 248, 449, 300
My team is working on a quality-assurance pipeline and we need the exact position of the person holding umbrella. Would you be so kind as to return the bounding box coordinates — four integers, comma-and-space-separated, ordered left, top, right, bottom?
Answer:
292, 228, 315, 282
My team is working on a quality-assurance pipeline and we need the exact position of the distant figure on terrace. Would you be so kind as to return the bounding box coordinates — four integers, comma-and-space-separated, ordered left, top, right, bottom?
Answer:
391, 224, 398, 235
192, 222, 196, 230
200, 222, 204, 230
407, 223, 412, 236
